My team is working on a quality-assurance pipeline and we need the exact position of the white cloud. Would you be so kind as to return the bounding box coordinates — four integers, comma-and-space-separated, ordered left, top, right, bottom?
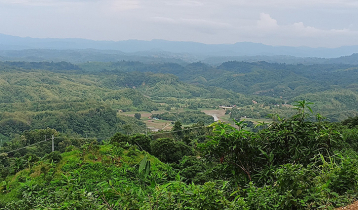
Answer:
291, 22, 321, 37
268, 15, 356, 38
245, 13, 358, 47
151, 17, 231, 28
105, 0, 140, 12
0, 0, 78, 6
150, 17, 232, 34
221, 0, 358, 8
257, 13, 278, 30
162, 0, 204, 7
0, 0, 139, 10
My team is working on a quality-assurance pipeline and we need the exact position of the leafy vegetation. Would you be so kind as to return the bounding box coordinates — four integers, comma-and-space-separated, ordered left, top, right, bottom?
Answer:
1, 102, 358, 209
151, 111, 214, 125
77, 60, 358, 121
2, 60, 358, 209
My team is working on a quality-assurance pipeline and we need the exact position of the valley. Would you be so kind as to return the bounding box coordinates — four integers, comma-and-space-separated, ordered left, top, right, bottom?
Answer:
1, 59, 358, 209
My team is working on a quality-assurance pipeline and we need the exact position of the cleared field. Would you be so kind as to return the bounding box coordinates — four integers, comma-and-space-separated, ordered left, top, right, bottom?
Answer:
118, 111, 173, 131
119, 108, 274, 131
201, 109, 226, 122
146, 120, 173, 131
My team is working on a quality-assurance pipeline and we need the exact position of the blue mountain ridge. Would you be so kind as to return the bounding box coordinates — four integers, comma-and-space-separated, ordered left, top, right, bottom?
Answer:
0, 33, 358, 58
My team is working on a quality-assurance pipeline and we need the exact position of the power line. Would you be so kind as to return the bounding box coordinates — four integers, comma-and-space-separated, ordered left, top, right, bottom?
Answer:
1, 136, 97, 155
0, 126, 210, 155
2, 138, 51, 155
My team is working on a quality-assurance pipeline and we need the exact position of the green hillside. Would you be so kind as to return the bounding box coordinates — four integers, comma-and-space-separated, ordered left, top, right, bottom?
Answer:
2, 107, 358, 209
78, 61, 358, 121
0, 66, 159, 140
2, 60, 358, 141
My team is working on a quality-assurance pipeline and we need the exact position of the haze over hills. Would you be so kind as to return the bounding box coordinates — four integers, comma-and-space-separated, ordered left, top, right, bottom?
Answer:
1, 48, 358, 65
1, 33, 358, 59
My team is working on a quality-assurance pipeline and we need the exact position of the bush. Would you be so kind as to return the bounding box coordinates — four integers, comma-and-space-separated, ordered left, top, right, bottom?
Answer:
110, 133, 131, 145
45, 151, 62, 163
150, 138, 194, 163
175, 156, 207, 183
130, 134, 151, 153
134, 113, 141, 120
329, 156, 358, 195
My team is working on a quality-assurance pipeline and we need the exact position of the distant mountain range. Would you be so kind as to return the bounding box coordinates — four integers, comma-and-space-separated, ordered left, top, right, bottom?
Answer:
1, 33, 358, 58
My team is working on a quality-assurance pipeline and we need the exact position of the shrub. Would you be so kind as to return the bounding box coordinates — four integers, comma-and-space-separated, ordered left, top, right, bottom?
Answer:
130, 134, 151, 153
134, 113, 141, 120
45, 151, 62, 163
151, 138, 194, 163
110, 133, 131, 145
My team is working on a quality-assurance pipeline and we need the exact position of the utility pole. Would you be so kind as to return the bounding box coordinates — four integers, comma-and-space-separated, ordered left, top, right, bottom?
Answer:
52, 135, 54, 152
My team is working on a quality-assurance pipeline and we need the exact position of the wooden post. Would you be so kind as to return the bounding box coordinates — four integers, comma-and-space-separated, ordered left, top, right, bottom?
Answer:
52, 135, 54, 152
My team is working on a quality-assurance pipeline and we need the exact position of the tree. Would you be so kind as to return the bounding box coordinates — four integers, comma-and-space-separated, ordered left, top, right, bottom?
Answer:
172, 121, 183, 139
134, 113, 141, 120
130, 134, 151, 153
110, 132, 130, 144
150, 138, 193, 163
123, 124, 133, 135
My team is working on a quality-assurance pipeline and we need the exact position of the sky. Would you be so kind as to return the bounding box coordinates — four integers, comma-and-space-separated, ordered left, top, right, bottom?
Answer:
0, 0, 357, 48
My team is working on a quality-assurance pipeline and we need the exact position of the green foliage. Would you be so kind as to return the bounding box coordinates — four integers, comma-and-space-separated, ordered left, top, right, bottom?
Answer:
342, 115, 358, 128
134, 112, 141, 120
138, 155, 151, 178
23, 128, 58, 145
150, 138, 194, 163
152, 111, 214, 124
329, 155, 358, 195
110, 133, 152, 153
1, 116, 358, 209
110, 132, 130, 145
2, 61, 81, 71
200, 120, 259, 182
172, 156, 207, 184
0, 119, 30, 137
130, 134, 152, 153
45, 151, 62, 163
3, 58, 358, 209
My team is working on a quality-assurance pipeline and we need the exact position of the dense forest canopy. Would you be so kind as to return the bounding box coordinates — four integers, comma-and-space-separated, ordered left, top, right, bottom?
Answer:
85, 61, 358, 120
0, 60, 357, 142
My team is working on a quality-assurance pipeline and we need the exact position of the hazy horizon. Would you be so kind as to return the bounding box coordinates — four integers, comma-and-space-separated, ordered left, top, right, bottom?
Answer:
1, 32, 358, 49
1, 0, 357, 48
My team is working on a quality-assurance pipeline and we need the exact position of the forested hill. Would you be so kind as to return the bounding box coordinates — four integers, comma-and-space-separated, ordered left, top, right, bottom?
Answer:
326, 53, 358, 65
1, 60, 358, 119
0, 64, 163, 141
79, 60, 358, 121
1, 60, 358, 142
202, 53, 358, 65
80, 60, 358, 99
1, 49, 358, 65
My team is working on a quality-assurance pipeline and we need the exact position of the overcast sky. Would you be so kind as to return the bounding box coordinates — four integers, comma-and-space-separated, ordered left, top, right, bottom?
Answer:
1, 0, 357, 48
